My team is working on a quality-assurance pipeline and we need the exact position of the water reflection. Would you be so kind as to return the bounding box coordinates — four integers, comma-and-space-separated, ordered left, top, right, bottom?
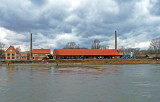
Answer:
31, 66, 51, 72
6, 65, 17, 72
4, 65, 120, 76
5, 65, 119, 76
54, 65, 119, 75
6, 65, 51, 72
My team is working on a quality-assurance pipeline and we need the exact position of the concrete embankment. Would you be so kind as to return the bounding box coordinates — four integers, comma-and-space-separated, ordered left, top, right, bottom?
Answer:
1, 59, 160, 66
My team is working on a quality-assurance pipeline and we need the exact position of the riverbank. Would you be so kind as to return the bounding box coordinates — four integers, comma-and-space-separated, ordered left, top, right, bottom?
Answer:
1, 59, 160, 66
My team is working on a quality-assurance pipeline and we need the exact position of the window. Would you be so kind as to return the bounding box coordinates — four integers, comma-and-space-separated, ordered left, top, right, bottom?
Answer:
12, 54, 15, 56
7, 53, 10, 56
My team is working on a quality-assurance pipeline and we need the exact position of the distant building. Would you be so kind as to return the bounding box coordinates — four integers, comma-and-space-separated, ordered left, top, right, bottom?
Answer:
5, 46, 20, 60
135, 55, 149, 59
117, 50, 124, 58
32, 48, 51, 60
54, 49, 120, 59
20, 51, 30, 60
123, 48, 139, 59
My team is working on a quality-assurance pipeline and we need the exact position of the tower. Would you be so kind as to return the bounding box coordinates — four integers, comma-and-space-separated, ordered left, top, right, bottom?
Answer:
30, 33, 32, 60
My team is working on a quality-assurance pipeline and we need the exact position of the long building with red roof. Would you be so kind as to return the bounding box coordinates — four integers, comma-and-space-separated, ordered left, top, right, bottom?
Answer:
54, 49, 120, 59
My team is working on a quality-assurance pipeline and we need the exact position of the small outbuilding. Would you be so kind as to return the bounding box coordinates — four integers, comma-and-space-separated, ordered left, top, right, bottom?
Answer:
20, 51, 30, 60
32, 48, 51, 60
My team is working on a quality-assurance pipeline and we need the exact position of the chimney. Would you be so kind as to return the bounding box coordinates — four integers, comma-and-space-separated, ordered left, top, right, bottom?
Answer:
115, 31, 117, 51
30, 33, 32, 60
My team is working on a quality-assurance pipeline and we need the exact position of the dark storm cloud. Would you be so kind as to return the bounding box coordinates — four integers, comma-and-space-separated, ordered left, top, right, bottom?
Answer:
0, 0, 71, 33
0, 0, 160, 50
68, 0, 138, 38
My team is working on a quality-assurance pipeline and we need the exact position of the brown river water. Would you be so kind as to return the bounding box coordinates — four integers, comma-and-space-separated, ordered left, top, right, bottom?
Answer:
0, 64, 160, 102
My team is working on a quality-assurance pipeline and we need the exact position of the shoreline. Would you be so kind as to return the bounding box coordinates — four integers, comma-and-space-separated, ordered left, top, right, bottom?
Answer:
1, 59, 160, 66
1, 63, 160, 67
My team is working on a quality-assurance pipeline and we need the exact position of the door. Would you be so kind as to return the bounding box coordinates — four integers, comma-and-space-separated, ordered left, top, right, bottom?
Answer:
35, 57, 38, 60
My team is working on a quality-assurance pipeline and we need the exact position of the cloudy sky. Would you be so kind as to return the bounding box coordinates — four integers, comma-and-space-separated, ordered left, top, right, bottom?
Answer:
0, 0, 160, 51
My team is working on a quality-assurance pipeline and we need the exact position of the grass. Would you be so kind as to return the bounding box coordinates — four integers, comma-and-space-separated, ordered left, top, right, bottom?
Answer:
1, 59, 160, 65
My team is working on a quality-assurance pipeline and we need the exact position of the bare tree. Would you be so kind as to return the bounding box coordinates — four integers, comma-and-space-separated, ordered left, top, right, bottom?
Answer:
149, 37, 160, 56
0, 42, 5, 50
63, 42, 79, 49
100, 45, 109, 49
118, 46, 125, 51
16, 46, 21, 52
91, 39, 101, 49
0, 42, 5, 58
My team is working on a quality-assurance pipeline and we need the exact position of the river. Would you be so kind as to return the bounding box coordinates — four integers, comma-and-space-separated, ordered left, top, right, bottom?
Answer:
0, 64, 160, 102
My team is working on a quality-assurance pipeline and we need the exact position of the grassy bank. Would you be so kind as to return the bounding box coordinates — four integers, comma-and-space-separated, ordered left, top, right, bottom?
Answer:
56, 59, 160, 64
1, 59, 160, 65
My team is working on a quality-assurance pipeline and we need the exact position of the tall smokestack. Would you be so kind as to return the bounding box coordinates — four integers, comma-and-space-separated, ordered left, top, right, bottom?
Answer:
30, 33, 32, 60
115, 31, 117, 50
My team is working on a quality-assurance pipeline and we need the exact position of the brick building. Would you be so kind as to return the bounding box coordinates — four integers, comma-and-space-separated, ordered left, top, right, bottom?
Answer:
5, 46, 20, 60
20, 52, 30, 60
32, 49, 51, 60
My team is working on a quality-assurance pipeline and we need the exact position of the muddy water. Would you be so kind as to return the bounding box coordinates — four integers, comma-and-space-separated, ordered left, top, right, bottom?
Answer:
0, 64, 160, 102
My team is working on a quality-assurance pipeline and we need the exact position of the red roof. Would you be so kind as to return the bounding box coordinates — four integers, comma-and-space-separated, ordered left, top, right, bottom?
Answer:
5, 45, 19, 54
54, 49, 120, 56
32, 49, 51, 54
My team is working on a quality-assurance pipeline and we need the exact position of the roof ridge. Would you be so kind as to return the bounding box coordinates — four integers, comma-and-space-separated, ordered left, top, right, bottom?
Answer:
54, 49, 120, 56
5, 45, 19, 53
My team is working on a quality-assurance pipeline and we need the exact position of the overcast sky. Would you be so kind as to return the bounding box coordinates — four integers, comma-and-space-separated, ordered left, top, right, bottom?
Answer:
0, 0, 160, 51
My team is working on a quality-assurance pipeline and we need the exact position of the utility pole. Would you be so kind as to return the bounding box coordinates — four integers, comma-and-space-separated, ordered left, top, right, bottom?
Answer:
115, 31, 117, 51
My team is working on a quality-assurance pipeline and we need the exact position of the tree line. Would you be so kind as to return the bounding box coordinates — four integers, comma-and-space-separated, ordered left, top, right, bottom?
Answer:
63, 39, 109, 49
118, 37, 160, 58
